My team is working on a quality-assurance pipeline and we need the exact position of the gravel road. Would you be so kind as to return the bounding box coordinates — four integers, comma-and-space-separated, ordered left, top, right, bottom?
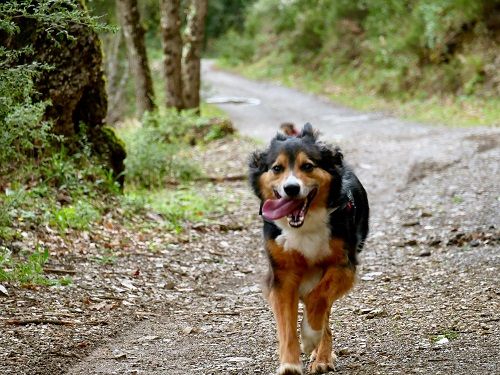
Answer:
64, 62, 500, 375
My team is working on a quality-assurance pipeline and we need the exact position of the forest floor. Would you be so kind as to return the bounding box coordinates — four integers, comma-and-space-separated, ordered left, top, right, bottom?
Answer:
1, 64, 499, 375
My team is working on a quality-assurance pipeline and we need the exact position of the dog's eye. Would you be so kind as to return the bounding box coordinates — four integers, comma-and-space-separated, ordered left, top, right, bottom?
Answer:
272, 165, 283, 173
301, 163, 315, 172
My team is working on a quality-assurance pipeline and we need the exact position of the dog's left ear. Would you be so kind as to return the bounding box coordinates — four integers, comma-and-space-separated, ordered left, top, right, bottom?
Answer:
318, 143, 343, 172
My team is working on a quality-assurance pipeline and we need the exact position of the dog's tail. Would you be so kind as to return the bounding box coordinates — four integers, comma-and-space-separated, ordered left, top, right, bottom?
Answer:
279, 122, 299, 137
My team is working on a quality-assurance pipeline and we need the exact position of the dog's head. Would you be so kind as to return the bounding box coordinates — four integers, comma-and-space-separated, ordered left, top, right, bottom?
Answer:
249, 123, 343, 228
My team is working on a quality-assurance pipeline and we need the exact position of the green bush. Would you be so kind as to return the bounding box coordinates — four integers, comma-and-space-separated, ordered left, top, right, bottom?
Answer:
217, 0, 498, 98
50, 200, 101, 231
0, 246, 55, 285
120, 110, 203, 189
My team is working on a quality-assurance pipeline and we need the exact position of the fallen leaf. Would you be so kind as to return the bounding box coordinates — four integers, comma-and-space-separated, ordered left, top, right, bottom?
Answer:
0, 284, 8, 296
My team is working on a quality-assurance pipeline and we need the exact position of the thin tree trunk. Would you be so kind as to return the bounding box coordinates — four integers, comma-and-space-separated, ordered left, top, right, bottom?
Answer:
159, 0, 184, 110
182, 0, 208, 112
116, 0, 155, 116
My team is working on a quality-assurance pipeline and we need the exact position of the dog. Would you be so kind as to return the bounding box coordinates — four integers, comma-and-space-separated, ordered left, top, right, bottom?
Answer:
249, 123, 369, 374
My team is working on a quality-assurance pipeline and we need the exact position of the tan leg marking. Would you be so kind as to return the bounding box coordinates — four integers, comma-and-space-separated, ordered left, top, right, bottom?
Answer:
269, 271, 303, 374
303, 266, 355, 373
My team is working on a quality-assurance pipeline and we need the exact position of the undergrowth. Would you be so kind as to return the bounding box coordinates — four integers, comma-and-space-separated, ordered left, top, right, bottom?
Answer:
0, 245, 71, 286
215, 0, 499, 126
118, 108, 231, 189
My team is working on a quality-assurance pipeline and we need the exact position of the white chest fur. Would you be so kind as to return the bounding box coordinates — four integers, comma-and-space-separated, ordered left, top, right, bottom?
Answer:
275, 208, 331, 263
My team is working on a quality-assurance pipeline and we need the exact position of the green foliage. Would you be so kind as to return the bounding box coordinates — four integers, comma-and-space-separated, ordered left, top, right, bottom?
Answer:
119, 110, 208, 189
212, 29, 256, 65
206, 0, 257, 40
50, 200, 101, 232
0, 246, 58, 286
0, 61, 54, 172
431, 329, 460, 342
218, 0, 498, 99
125, 186, 225, 232
0, 0, 113, 174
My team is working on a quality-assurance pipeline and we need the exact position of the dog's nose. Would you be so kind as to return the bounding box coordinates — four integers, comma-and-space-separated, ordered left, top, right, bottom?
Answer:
284, 183, 300, 197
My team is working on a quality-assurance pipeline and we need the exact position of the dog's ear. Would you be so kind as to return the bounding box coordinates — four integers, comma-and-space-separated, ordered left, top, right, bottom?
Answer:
318, 143, 343, 172
248, 150, 268, 201
249, 150, 268, 173
299, 123, 319, 142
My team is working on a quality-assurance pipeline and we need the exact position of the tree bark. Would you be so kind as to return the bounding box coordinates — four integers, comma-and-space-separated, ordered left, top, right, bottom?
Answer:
0, 0, 127, 185
182, 0, 208, 112
116, 0, 155, 116
159, 0, 184, 110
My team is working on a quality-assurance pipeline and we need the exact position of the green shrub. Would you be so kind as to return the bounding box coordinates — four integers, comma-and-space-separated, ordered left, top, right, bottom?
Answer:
218, 0, 498, 98
50, 200, 101, 231
0, 246, 54, 285
120, 110, 204, 189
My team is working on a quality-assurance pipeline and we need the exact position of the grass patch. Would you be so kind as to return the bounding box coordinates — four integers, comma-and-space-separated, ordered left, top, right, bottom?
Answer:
50, 200, 101, 232
0, 246, 69, 286
124, 184, 226, 232
431, 329, 460, 342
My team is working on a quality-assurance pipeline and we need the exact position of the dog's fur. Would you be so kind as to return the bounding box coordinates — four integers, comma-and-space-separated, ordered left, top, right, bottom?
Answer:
249, 123, 369, 374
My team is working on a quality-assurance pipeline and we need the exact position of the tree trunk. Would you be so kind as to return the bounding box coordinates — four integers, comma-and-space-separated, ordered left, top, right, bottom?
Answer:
0, 0, 127, 186
159, 0, 184, 110
182, 0, 208, 112
116, 0, 155, 116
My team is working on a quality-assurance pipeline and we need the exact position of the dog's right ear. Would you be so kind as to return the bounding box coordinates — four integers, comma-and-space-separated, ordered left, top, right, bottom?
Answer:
249, 151, 268, 173
249, 151, 268, 200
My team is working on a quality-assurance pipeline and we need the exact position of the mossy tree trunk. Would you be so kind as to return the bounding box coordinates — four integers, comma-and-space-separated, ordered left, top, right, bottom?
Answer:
0, 0, 126, 186
160, 0, 184, 110
182, 0, 208, 112
116, 0, 156, 116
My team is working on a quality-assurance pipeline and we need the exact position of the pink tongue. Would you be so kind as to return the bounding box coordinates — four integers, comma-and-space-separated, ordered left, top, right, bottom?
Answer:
262, 198, 304, 220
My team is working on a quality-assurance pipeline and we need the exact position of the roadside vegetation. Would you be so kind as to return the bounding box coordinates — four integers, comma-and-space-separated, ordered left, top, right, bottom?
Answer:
0, 0, 236, 286
214, 0, 499, 126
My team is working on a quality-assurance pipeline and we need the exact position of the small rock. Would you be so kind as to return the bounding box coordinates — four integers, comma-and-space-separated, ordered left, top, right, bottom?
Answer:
120, 279, 137, 290
469, 239, 480, 247
404, 239, 418, 246
419, 250, 431, 257
361, 271, 382, 281
164, 281, 175, 290
434, 337, 449, 346
428, 239, 441, 247
402, 220, 420, 227
112, 350, 127, 360
182, 326, 199, 334
480, 323, 490, 330
338, 347, 351, 356
225, 357, 253, 363
365, 308, 386, 319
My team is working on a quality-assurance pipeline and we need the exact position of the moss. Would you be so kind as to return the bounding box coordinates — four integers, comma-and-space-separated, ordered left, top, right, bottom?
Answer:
2, 0, 126, 184
92, 126, 127, 188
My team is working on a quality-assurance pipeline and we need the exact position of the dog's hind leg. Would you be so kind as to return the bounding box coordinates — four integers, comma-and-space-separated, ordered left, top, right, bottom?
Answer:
303, 266, 355, 374
269, 277, 303, 375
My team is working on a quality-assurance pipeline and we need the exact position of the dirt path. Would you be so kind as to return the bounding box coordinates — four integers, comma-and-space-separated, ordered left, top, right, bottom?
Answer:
36, 64, 500, 374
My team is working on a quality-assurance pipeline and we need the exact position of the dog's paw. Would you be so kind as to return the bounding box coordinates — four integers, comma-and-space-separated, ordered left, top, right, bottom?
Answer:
277, 363, 303, 375
300, 323, 321, 355
309, 349, 317, 362
308, 360, 335, 374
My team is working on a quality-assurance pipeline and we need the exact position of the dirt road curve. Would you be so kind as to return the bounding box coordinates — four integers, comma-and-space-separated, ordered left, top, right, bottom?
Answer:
66, 62, 500, 374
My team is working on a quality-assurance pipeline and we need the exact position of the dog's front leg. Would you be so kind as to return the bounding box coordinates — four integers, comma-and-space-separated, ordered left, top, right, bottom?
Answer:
303, 265, 355, 374
269, 276, 302, 375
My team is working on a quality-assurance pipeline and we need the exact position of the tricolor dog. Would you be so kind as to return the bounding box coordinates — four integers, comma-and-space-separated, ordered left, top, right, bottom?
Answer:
249, 123, 369, 374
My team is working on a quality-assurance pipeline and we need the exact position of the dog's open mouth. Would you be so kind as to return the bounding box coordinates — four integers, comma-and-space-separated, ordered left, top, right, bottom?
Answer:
262, 188, 317, 228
